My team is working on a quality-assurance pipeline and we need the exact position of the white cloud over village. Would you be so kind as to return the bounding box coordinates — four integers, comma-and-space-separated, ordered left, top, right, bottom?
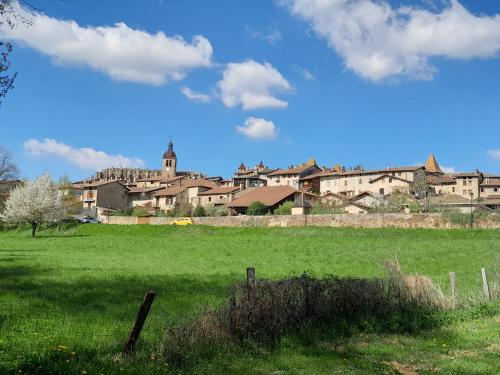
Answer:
24, 139, 145, 170
488, 150, 500, 160
236, 117, 278, 140
0, 4, 213, 85
283, 0, 500, 81
180, 86, 212, 103
217, 60, 292, 110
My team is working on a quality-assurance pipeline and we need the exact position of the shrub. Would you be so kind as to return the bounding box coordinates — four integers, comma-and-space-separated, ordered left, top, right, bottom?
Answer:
109, 208, 133, 216
205, 204, 230, 217
131, 208, 151, 217
163, 261, 448, 367
273, 201, 294, 215
440, 207, 487, 227
247, 201, 267, 215
193, 205, 206, 217
309, 203, 345, 215
167, 202, 192, 217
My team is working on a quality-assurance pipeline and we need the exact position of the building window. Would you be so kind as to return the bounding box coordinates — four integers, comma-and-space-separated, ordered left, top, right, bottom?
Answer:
358, 178, 362, 184
389, 178, 393, 183
452, 187, 455, 193
379, 188, 384, 195
481, 188, 484, 192
463, 180, 466, 186
468, 180, 472, 186
462, 190, 466, 195
220, 196, 223, 199
344, 180, 347, 186
208, 197, 212, 202
494, 188, 499, 192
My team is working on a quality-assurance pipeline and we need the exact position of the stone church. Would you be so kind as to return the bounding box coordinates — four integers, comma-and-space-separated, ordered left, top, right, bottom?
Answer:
89, 139, 203, 185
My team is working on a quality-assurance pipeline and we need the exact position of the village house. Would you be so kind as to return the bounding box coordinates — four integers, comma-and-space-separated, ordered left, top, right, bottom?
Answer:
227, 185, 301, 215
267, 159, 321, 189
80, 180, 129, 213
152, 179, 218, 211
479, 176, 500, 197
319, 165, 424, 197
449, 171, 483, 199
198, 186, 241, 207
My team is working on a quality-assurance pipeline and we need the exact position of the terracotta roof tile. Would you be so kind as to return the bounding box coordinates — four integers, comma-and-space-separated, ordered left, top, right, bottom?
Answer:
198, 186, 241, 196
152, 179, 217, 197
227, 186, 297, 208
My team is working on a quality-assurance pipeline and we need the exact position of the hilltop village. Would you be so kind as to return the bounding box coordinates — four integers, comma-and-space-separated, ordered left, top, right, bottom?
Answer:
72, 140, 500, 217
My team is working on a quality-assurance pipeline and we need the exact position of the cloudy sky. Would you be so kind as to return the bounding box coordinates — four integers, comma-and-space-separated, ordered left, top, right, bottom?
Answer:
1, 0, 500, 180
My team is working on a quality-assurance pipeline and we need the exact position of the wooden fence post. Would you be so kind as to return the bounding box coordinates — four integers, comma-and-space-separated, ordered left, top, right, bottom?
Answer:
124, 289, 157, 354
481, 268, 491, 301
247, 267, 256, 300
449, 272, 458, 300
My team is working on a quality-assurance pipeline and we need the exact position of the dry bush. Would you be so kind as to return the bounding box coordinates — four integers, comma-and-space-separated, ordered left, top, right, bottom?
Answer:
163, 263, 448, 367
383, 259, 450, 310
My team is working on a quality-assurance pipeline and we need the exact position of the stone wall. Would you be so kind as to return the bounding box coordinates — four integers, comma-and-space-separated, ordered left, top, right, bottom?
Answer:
105, 213, 500, 229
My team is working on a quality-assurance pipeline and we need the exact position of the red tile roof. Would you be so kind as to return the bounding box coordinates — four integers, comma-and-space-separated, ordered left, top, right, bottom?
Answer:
227, 186, 297, 208
152, 179, 217, 197
198, 186, 241, 196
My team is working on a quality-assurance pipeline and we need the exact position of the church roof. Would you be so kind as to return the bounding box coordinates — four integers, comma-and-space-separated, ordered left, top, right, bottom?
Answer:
424, 154, 443, 174
163, 140, 177, 159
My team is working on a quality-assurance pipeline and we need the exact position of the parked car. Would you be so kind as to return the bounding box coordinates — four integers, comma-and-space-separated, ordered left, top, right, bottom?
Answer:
80, 217, 101, 224
170, 218, 193, 226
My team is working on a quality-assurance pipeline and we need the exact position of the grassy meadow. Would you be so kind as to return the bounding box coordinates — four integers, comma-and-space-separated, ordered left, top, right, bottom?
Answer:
0, 224, 499, 374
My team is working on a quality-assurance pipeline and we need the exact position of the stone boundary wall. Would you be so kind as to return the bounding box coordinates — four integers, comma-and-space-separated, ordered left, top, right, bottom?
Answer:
104, 213, 500, 229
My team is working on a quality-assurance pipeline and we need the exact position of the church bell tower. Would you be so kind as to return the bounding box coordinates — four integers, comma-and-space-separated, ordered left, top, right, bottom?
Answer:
162, 138, 177, 178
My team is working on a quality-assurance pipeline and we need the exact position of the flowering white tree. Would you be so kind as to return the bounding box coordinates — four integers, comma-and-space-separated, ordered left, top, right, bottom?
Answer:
2, 173, 63, 236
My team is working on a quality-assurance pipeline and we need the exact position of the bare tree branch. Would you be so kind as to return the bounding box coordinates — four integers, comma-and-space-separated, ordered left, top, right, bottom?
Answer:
0, 146, 19, 181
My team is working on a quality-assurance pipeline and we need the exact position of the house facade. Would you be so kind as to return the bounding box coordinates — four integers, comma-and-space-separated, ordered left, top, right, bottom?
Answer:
81, 180, 129, 212
267, 160, 321, 189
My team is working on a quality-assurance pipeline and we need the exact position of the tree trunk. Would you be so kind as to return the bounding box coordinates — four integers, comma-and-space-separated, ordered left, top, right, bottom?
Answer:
31, 222, 37, 237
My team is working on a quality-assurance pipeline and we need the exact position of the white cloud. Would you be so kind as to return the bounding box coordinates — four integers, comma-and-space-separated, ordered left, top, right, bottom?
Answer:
0, 4, 213, 85
180, 86, 212, 103
293, 65, 316, 80
218, 60, 291, 110
487, 150, 500, 160
24, 138, 145, 170
236, 117, 278, 140
246, 25, 282, 45
283, 0, 500, 81
441, 166, 456, 174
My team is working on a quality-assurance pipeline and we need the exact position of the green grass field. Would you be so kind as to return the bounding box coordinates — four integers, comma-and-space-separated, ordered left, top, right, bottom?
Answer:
0, 225, 499, 374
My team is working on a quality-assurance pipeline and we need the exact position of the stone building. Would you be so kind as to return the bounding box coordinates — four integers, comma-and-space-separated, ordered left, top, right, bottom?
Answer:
81, 180, 129, 212
233, 161, 275, 188
267, 159, 321, 189
94, 168, 162, 184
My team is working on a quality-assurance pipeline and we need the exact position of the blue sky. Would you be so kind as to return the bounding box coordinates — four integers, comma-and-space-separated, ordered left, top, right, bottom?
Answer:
1, 0, 500, 180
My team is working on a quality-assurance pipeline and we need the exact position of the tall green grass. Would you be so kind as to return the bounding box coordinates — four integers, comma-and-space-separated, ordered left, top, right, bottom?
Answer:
0, 225, 498, 374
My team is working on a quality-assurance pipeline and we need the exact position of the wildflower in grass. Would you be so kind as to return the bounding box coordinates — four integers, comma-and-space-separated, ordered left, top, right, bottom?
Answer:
71, 352, 76, 355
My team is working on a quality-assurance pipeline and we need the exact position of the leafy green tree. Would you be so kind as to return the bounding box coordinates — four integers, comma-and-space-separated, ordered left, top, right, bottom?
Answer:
247, 201, 267, 216
193, 205, 206, 217
273, 201, 293, 215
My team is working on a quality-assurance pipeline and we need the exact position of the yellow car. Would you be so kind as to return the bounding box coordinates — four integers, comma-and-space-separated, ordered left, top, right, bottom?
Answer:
170, 218, 193, 226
